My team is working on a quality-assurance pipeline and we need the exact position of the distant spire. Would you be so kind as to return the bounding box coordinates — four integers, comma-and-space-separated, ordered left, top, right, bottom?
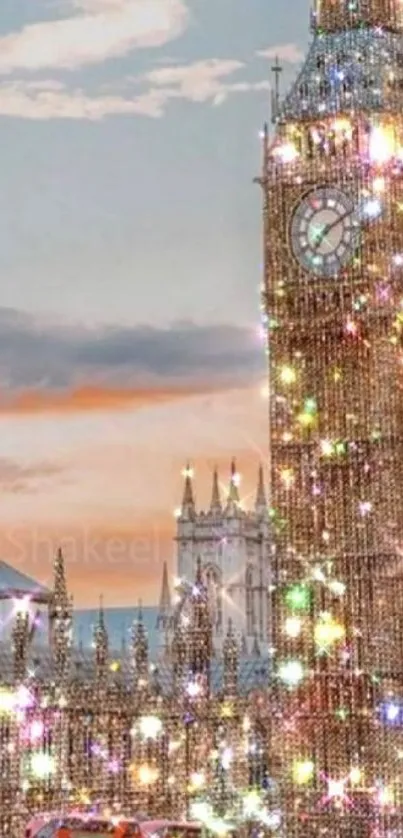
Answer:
12, 610, 29, 682
172, 619, 187, 691
99, 594, 104, 625
223, 618, 238, 697
94, 595, 108, 678
49, 547, 72, 680
121, 625, 127, 655
132, 601, 149, 690
53, 547, 68, 603
255, 464, 267, 513
181, 463, 195, 518
224, 459, 240, 516
187, 556, 212, 688
159, 561, 171, 611
210, 467, 222, 513
156, 561, 172, 638
228, 459, 240, 503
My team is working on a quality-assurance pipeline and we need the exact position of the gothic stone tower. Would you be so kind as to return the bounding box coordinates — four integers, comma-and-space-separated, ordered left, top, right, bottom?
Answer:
176, 463, 269, 655
261, 1, 403, 836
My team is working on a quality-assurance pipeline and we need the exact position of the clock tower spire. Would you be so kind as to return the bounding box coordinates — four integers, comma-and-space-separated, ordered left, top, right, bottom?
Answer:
261, 0, 403, 835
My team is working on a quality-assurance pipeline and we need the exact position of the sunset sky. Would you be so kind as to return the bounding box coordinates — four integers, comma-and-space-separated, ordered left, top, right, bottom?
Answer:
0, 0, 310, 606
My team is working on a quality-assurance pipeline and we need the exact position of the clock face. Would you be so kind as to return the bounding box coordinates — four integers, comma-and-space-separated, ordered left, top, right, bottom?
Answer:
290, 186, 361, 277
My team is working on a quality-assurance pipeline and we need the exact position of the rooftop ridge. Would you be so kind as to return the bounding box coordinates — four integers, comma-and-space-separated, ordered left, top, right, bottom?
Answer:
0, 560, 51, 596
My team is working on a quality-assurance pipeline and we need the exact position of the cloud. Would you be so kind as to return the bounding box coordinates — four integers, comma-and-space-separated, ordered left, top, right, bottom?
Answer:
0, 308, 264, 410
0, 0, 189, 74
0, 457, 63, 494
0, 57, 270, 120
144, 58, 270, 106
256, 44, 304, 65
0, 2, 282, 121
0, 385, 210, 415
0, 80, 170, 119
145, 58, 242, 102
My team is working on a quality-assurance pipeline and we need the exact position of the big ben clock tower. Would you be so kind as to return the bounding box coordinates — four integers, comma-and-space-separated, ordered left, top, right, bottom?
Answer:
261, 1, 403, 836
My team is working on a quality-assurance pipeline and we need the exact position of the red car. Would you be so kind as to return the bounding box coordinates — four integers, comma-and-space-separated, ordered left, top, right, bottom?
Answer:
25, 815, 202, 838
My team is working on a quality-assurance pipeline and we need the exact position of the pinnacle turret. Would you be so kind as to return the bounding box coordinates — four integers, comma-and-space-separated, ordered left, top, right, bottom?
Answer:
132, 601, 149, 690
223, 619, 238, 696
52, 547, 68, 606
156, 560, 173, 648
210, 467, 222, 514
172, 619, 187, 691
255, 464, 267, 514
228, 459, 240, 502
187, 558, 212, 686
12, 609, 29, 682
225, 459, 240, 515
181, 464, 195, 519
94, 595, 108, 678
49, 547, 72, 679
158, 560, 171, 611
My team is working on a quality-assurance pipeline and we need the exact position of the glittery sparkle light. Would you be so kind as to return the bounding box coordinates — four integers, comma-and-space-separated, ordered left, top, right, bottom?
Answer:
260, 1, 403, 836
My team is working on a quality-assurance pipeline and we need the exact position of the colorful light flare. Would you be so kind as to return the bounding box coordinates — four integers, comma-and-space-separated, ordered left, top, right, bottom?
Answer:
30, 752, 55, 779
284, 583, 311, 612
292, 759, 315, 785
369, 125, 396, 165
314, 613, 345, 650
278, 659, 305, 687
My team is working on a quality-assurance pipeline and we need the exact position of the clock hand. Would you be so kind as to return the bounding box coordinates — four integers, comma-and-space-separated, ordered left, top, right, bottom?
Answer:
312, 208, 355, 251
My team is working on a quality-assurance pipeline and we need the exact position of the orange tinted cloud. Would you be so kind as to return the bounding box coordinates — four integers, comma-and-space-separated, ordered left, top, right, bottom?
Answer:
0, 384, 222, 415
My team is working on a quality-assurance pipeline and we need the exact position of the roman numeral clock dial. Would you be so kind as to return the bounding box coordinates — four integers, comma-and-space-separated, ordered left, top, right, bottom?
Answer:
290, 186, 361, 276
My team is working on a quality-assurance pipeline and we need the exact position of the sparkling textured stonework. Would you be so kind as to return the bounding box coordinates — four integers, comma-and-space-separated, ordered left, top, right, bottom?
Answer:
282, 29, 403, 119
260, 1, 403, 837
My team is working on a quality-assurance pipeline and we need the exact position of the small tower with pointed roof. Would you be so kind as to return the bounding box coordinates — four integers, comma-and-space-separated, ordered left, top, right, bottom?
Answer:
94, 596, 109, 683
171, 617, 187, 693
156, 561, 172, 628
223, 619, 238, 697
12, 608, 29, 683
224, 459, 241, 517
255, 463, 267, 515
175, 461, 270, 657
210, 467, 222, 516
180, 464, 195, 520
49, 547, 72, 682
132, 603, 149, 693
156, 560, 173, 659
186, 557, 213, 691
